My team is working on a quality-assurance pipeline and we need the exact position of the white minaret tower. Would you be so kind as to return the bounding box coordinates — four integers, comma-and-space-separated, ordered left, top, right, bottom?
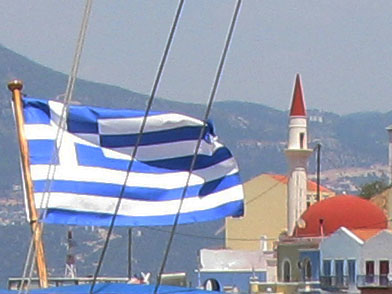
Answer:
386, 125, 392, 185
285, 74, 313, 236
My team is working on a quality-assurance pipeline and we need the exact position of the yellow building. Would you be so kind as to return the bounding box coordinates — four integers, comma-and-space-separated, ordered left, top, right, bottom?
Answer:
370, 187, 392, 228
225, 174, 335, 250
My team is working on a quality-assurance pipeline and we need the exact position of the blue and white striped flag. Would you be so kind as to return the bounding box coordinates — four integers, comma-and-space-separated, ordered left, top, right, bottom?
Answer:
21, 97, 244, 226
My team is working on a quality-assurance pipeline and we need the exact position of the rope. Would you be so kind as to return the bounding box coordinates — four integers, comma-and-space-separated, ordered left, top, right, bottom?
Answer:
62, 0, 93, 109
89, 1, 185, 293
18, 237, 35, 294
19, 0, 93, 291
154, 1, 243, 293
38, 0, 93, 221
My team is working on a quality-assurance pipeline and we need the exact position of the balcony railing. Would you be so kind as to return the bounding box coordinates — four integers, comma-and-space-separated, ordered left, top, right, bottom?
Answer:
357, 275, 392, 288
320, 275, 356, 290
8, 277, 129, 290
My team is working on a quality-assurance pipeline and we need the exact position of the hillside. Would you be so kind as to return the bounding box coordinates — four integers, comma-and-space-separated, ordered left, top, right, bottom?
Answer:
0, 44, 391, 286
1, 44, 391, 190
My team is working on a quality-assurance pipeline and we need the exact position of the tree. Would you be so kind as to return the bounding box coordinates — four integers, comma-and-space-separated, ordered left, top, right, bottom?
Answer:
359, 180, 391, 199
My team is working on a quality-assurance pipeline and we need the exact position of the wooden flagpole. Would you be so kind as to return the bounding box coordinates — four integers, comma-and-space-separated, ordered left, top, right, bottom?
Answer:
8, 80, 48, 288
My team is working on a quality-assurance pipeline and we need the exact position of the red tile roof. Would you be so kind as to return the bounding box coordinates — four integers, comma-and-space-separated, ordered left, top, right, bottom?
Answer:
351, 229, 382, 241
269, 174, 332, 193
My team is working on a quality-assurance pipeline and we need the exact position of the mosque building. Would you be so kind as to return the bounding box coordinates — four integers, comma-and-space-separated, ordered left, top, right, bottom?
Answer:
197, 74, 392, 294
270, 195, 389, 294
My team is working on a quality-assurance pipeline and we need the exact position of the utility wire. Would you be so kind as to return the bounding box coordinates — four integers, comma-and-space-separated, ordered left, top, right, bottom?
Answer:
245, 181, 281, 206
89, 1, 185, 293
142, 181, 282, 243
143, 226, 278, 241
140, 217, 391, 245
142, 203, 391, 242
154, 1, 243, 293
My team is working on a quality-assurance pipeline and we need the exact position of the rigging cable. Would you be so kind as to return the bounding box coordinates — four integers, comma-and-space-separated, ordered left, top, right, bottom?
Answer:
38, 0, 93, 223
18, 237, 35, 294
19, 1, 93, 292
89, 1, 185, 293
39, 0, 93, 212
154, 1, 243, 293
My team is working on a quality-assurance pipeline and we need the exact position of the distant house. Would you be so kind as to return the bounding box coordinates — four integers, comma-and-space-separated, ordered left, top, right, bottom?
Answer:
197, 248, 273, 292
319, 227, 377, 292
358, 230, 392, 291
251, 195, 389, 294
319, 228, 392, 293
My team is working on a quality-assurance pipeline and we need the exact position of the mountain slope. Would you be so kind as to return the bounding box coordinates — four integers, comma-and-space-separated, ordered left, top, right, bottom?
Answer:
1, 44, 391, 189
0, 43, 391, 287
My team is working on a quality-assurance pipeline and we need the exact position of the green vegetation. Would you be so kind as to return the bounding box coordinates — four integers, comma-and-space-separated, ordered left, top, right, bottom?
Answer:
359, 180, 391, 199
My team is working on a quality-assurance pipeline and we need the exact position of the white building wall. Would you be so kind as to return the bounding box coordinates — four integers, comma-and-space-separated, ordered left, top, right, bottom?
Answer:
285, 117, 312, 236
319, 227, 363, 276
287, 117, 309, 150
286, 154, 310, 235
199, 249, 268, 271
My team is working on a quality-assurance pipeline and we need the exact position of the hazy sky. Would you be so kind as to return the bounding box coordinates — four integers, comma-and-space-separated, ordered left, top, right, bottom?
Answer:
0, 1, 391, 114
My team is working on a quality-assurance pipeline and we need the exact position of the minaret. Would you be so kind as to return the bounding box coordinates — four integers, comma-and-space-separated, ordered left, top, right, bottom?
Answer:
285, 74, 313, 236
386, 125, 392, 184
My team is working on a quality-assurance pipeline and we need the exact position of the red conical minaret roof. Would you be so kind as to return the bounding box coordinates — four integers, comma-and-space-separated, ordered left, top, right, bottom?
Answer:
289, 74, 307, 116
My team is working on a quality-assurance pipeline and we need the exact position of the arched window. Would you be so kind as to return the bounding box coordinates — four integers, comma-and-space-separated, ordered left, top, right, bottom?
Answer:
299, 132, 305, 149
303, 258, 312, 281
283, 260, 291, 282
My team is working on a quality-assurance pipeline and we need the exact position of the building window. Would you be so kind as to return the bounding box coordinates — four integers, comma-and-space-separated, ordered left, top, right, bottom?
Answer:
303, 258, 312, 281
335, 260, 344, 286
299, 132, 305, 149
323, 260, 332, 286
283, 260, 291, 282
380, 260, 389, 286
365, 260, 375, 283
348, 260, 356, 285
306, 194, 314, 208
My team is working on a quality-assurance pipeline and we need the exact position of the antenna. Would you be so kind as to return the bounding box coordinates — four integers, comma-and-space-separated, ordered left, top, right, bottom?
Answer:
65, 229, 77, 278
316, 143, 321, 202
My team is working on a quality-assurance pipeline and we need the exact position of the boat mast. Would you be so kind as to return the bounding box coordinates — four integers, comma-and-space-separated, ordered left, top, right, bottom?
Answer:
8, 80, 48, 288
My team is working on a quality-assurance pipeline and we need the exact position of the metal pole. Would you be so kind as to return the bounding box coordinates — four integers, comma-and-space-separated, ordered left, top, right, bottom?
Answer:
128, 228, 132, 279
316, 143, 321, 202
8, 80, 48, 288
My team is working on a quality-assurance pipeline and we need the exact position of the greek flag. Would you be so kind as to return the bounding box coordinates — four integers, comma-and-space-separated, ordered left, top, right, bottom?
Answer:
21, 97, 244, 226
